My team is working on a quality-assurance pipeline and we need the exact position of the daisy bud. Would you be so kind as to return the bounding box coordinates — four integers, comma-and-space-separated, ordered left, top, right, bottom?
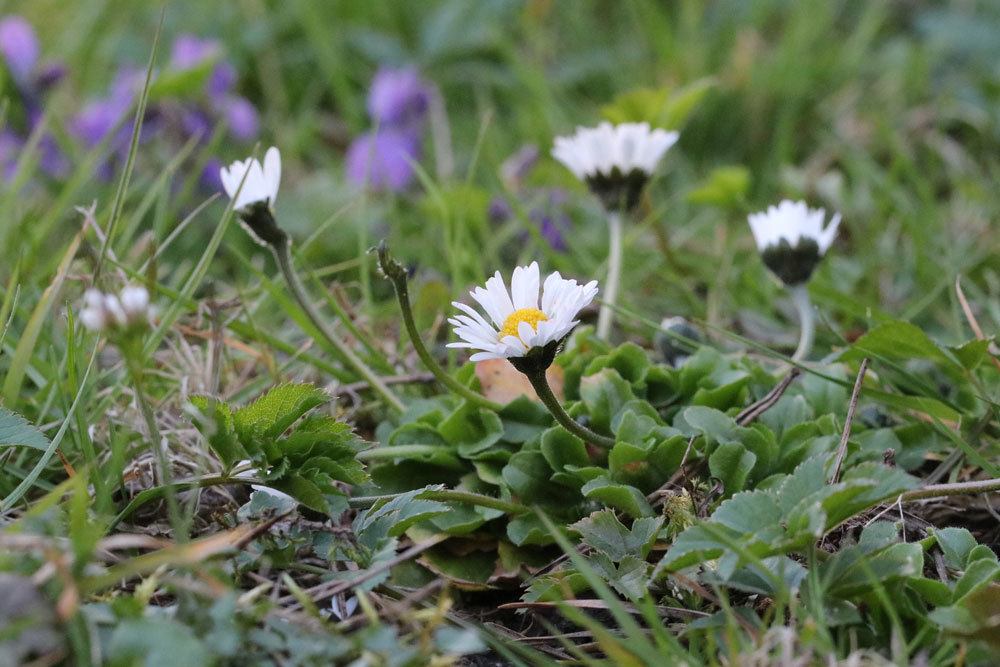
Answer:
552, 122, 678, 212
448, 261, 598, 375
747, 200, 841, 286
219, 146, 286, 247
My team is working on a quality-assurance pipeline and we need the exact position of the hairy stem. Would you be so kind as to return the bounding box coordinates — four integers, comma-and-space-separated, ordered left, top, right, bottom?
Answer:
524, 369, 615, 449
790, 283, 815, 362
597, 210, 624, 340
273, 239, 406, 413
900, 477, 1000, 502
376, 242, 503, 411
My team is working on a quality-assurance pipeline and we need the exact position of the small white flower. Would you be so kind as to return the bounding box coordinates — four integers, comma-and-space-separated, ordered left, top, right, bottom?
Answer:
747, 200, 841, 255
119, 286, 150, 319
219, 146, 281, 211
448, 262, 598, 362
552, 121, 679, 181
79, 285, 152, 333
80, 289, 109, 332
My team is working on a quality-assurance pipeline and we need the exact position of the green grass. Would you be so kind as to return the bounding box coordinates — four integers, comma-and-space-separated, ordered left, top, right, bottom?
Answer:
1, 1, 999, 665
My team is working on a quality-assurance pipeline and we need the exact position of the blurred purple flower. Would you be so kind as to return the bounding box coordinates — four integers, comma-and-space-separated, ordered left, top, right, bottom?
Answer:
489, 190, 571, 253
488, 196, 513, 224
535, 209, 569, 252
0, 130, 24, 180
168, 33, 259, 181
0, 15, 39, 87
71, 67, 140, 149
170, 33, 219, 71
346, 129, 421, 192
367, 67, 430, 128
223, 95, 259, 141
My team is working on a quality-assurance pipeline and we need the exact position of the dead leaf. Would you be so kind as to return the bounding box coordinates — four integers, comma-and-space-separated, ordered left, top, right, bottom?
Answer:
476, 359, 564, 404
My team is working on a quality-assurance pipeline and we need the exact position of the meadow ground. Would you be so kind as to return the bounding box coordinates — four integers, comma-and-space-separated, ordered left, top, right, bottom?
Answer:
0, 1, 999, 665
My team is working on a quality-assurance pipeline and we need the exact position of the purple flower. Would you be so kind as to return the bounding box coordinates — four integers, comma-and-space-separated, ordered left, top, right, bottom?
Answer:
346, 129, 421, 192
367, 67, 430, 127
488, 196, 513, 223
0, 16, 39, 87
71, 68, 140, 148
0, 129, 24, 180
535, 210, 569, 252
222, 95, 258, 141
170, 34, 220, 71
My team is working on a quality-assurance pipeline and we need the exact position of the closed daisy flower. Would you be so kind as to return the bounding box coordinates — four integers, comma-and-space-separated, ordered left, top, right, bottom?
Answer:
448, 262, 598, 372
552, 121, 678, 211
220, 146, 287, 247
748, 199, 841, 285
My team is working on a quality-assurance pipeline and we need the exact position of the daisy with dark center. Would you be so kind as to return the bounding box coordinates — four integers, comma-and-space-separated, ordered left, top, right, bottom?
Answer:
449, 262, 612, 449
553, 121, 679, 339
747, 199, 842, 361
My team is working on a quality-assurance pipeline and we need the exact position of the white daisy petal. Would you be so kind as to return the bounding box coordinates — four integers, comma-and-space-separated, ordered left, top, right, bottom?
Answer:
449, 263, 600, 364
552, 122, 678, 182
746, 199, 842, 256
220, 147, 282, 212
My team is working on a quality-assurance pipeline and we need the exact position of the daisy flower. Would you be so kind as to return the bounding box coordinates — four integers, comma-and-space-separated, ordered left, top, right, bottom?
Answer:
219, 146, 287, 247
448, 262, 598, 372
79, 285, 153, 333
220, 146, 281, 211
748, 199, 841, 285
552, 121, 678, 211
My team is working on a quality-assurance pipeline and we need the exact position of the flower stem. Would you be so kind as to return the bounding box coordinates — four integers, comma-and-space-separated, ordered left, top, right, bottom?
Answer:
376, 242, 502, 411
900, 478, 1000, 502
124, 353, 185, 538
597, 210, 624, 340
524, 369, 615, 449
348, 489, 527, 515
790, 284, 815, 362
273, 239, 406, 413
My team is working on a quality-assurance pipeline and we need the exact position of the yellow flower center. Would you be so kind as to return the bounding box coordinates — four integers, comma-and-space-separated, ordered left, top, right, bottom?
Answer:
499, 308, 549, 341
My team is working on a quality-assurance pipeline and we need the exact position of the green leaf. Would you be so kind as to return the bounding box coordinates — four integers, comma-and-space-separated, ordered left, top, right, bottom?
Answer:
234, 383, 329, 441
420, 546, 497, 588
109, 617, 210, 667
953, 559, 1000, 603
842, 320, 969, 380
581, 477, 653, 518
824, 543, 924, 598
579, 368, 634, 432
572, 510, 662, 561
681, 406, 738, 444
709, 442, 757, 495
0, 407, 49, 451
540, 427, 589, 473
591, 553, 651, 601
498, 396, 552, 443
188, 395, 246, 467
502, 450, 571, 505
507, 514, 555, 546
353, 486, 449, 551
686, 165, 750, 209
439, 402, 504, 457
269, 473, 328, 514
934, 527, 980, 570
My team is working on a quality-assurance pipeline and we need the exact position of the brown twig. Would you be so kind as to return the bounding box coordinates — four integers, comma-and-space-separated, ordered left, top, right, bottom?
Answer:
829, 358, 869, 484
736, 368, 801, 426
955, 276, 1000, 372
